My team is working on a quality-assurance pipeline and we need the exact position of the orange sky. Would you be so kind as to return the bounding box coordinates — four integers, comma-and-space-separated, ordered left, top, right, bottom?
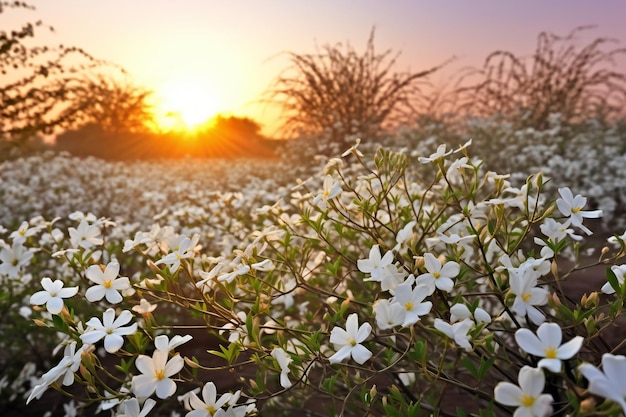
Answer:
6, 1, 626, 136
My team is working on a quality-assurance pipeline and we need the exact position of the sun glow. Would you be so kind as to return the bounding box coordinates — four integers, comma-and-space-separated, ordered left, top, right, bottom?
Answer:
153, 78, 221, 132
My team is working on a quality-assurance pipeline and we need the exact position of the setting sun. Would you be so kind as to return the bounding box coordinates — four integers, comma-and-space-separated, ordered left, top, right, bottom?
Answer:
153, 78, 221, 132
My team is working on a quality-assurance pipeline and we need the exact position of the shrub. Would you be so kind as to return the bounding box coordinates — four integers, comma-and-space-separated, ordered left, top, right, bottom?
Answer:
454, 26, 626, 129
265, 28, 446, 149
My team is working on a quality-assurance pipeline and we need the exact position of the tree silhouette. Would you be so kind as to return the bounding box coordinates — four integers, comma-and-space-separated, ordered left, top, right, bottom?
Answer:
0, 2, 103, 155
62, 74, 155, 134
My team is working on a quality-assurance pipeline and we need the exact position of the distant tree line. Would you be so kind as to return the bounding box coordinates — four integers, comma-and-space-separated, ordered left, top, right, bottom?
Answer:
54, 115, 277, 160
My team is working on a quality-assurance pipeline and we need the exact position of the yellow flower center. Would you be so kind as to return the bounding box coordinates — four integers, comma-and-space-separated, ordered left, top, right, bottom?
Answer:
572, 207, 581, 214
404, 302, 414, 311
347, 337, 357, 347
544, 346, 558, 359
433, 272, 441, 279
155, 369, 165, 380
521, 394, 535, 407
522, 293, 532, 302
206, 405, 216, 414
103, 280, 112, 289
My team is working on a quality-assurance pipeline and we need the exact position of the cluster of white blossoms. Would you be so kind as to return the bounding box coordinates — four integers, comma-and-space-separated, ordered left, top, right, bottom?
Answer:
4, 136, 626, 416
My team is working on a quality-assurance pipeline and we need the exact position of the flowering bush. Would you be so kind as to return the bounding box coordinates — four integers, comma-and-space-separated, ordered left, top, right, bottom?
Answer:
3, 138, 626, 417
393, 113, 626, 231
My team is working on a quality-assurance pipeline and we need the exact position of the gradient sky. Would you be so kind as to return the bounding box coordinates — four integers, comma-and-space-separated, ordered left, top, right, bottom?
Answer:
8, 1, 626, 135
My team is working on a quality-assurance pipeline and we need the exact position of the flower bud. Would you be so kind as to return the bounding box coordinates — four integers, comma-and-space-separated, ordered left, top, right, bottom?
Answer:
582, 292, 599, 308
550, 260, 559, 278
369, 385, 377, 399
580, 397, 596, 413
33, 319, 48, 327
550, 292, 561, 307
146, 259, 161, 273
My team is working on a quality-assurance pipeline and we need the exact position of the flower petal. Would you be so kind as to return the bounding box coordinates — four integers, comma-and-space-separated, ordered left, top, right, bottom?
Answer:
518, 366, 544, 397
104, 334, 124, 353
557, 336, 583, 360
155, 378, 176, 399
351, 344, 372, 364
355, 322, 371, 343
135, 354, 155, 375
515, 328, 544, 357
46, 297, 64, 314
85, 286, 105, 302
537, 323, 562, 347
105, 289, 123, 304
537, 358, 562, 373
30, 291, 50, 306
494, 382, 523, 406
329, 345, 352, 364
132, 374, 155, 398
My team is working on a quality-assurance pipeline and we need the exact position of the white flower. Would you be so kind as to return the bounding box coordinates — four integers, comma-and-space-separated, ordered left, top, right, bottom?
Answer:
449, 303, 491, 324
155, 236, 194, 272
26, 342, 85, 404
80, 308, 137, 353
0, 241, 34, 278
394, 221, 416, 251
30, 277, 79, 314
69, 220, 103, 249
155, 334, 193, 352
418, 144, 453, 163
494, 366, 553, 417
515, 322, 583, 373
271, 347, 293, 389
132, 349, 185, 399
390, 282, 432, 327
341, 138, 363, 158
311, 175, 342, 209
117, 398, 156, 417
85, 262, 131, 304
63, 400, 78, 417
373, 299, 405, 330
328, 313, 372, 365
185, 381, 238, 417
132, 298, 157, 314
579, 353, 626, 415
250, 259, 275, 272
358, 245, 394, 280
9, 221, 39, 244
509, 266, 549, 325
556, 187, 602, 235
434, 318, 474, 351
416, 253, 460, 293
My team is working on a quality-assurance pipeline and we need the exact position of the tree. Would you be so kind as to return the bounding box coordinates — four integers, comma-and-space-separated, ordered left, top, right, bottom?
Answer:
0, 2, 102, 156
62, 74, 156, 134
265, 28, 446, 147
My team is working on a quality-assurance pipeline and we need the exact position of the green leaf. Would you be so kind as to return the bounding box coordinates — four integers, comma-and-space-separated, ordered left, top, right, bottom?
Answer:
606, 267, 624, 297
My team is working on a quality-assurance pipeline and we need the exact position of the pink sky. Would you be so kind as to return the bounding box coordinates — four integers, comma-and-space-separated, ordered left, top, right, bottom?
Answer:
8, 1, 626, 135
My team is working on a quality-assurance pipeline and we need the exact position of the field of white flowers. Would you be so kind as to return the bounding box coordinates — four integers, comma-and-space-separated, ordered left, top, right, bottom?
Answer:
1, 115, 626, 417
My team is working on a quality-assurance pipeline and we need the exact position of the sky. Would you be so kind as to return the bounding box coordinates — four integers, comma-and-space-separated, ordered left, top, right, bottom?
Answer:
6, 1, 626, 136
